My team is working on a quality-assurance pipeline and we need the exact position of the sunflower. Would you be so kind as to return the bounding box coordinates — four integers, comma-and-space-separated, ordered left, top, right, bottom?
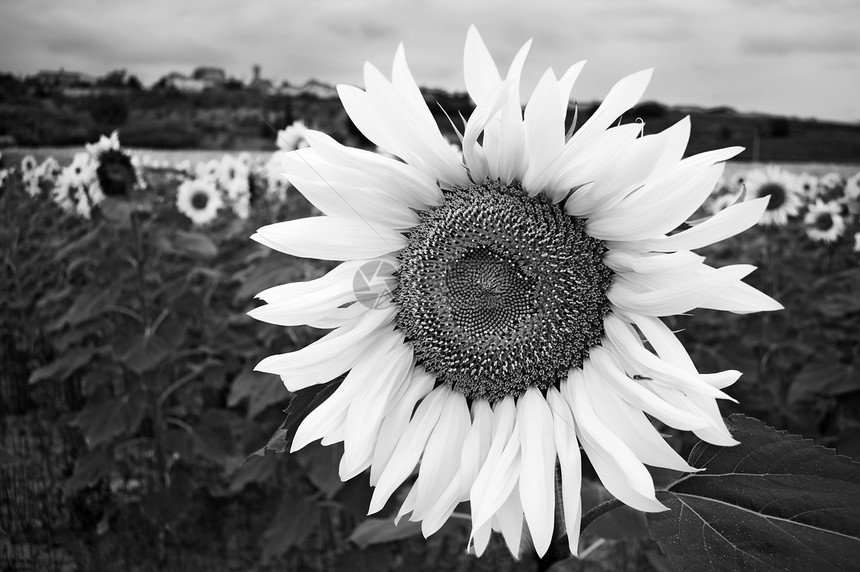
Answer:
804, 199, 845, 243
275, 120, 310, 151
176, 179, 224, 226
795, 172, 818, 198
251, 27, 781, 558
742, 165, 802, 226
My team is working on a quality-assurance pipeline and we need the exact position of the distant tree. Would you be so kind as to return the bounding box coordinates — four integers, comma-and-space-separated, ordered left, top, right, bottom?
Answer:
98, 69, 129, 88
224, 78, 245, 91
126, 75, 143, 91
768, 117, 791, 138
90, 95, 129, 126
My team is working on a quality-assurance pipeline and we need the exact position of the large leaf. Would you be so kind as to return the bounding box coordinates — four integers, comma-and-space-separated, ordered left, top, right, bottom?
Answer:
348, 518, 423, 548
647, 415, 860, 571
261, 493, 321, 562
66, 447, 112, 492
72, 385, 148, 448
29, 345, 107, 384
227, 370, 288, 419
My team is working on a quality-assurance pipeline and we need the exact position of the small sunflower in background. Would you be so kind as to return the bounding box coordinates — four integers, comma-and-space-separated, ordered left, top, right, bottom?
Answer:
743, 165, 802, 226
804, 200, 846, 243
843, 172, 860, 216
176, 179, 224, 226
795, 172, 818, 198
275, 120, 310, 151
251, 27, 782, 558
87, 131, 140, 197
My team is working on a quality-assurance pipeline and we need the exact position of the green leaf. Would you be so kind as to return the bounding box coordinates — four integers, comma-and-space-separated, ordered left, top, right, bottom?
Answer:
227, 370, 288, 419
66, 447, 112, 492
116, 316, 187, 374
294, 442, 344, 498
29, 346, 107, 384
647, 415, 860, 571
159, 230, 218, 259
789, 358, 859, 404
189, 409, 236, 465
72, 385, 148, 447
261, 493, 321, 562
229, 453, 277, 493
348, 518, 423, 548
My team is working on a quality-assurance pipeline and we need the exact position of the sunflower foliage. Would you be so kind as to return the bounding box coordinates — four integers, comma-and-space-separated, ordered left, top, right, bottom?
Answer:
2, 135, 860, 569
1, 136, 365, 568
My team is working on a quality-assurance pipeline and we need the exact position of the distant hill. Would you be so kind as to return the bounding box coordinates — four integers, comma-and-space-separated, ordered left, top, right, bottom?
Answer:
1, 73, 858, 162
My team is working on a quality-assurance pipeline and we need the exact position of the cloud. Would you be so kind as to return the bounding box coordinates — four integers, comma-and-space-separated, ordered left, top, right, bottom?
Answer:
741, 33, 860, 55
328, 19, 397, 41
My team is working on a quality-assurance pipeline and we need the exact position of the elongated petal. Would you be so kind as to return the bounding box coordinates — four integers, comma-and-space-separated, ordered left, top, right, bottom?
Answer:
255, 306, 396, 390
517, 388, 556, 557
341, 334, 414, 479
546, 388, 582, 556
470, 397, 520, 529
563, 370, 666, 512
369, 385, 449, 514
369, 367, 435, 485
609, 197, 769, 252
411, 391, 471, 522
252, 216, 406, 261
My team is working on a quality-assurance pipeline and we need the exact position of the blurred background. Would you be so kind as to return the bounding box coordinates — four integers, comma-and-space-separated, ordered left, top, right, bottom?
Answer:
1, 1, 859, 571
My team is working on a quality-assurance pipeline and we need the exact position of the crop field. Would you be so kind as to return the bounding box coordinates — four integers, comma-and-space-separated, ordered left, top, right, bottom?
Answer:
1, 135, 859, 572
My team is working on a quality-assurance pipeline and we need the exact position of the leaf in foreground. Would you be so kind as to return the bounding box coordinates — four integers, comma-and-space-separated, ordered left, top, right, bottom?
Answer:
647, 414, 860, 571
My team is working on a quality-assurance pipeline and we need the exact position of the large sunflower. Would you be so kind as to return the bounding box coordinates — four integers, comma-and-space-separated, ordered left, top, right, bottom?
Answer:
250, 27, 781, 558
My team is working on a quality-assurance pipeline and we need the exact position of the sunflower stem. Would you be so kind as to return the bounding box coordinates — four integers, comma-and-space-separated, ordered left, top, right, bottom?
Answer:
579, 498, 626, 535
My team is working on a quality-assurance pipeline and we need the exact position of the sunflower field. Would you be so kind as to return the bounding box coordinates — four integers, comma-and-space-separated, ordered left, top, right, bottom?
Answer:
2, 111, 860, 572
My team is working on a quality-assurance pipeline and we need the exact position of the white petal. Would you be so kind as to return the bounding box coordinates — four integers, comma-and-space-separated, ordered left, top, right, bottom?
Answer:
702, 281, 784, 314
563, 370, 666, 512
255, 306, 396, 390
462, 79, 514, 183
603, 314, 733, 400
646, 383, 738, 447
517, 388, 556, 557
410, 391, 471, 521
422, 399, 493, 536
589, 346, 709, 430
252, 216, 406, 261
609, 197, 769, 252
369, 367, 435, 485
586, 160, 729, 241
523, 69, 565, 196
464, 25, 502, 105
604, 250, 704, 275
302, 130, 444, 208
584, 373, 697, 472
495, 485, 525, 558
470, 397, 520, 530
340, 334, 414, 479
368, 385, 449, 514
470, 518, 492, 557
608, 264, 757, 317
546, 388, 582, 556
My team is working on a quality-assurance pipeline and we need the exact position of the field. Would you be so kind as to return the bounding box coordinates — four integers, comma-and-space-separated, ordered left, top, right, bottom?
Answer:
1, 138, 859, 571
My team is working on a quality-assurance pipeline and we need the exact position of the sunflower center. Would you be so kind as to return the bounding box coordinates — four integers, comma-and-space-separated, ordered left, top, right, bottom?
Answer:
394, 181, 613, 402
758, 183, 786, 211
191, 191, 209, 210
814, 212, 833, 231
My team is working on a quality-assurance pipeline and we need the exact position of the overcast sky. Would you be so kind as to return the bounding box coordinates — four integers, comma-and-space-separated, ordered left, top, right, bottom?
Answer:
1, 0, 858, 122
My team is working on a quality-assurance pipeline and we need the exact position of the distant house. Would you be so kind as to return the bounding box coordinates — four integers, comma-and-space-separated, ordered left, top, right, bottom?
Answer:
249, 64, 274, 94
33, 68, 96, 89
192, 66, 226, 88
156, 69, 223, 92
278, 79, 337, 99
